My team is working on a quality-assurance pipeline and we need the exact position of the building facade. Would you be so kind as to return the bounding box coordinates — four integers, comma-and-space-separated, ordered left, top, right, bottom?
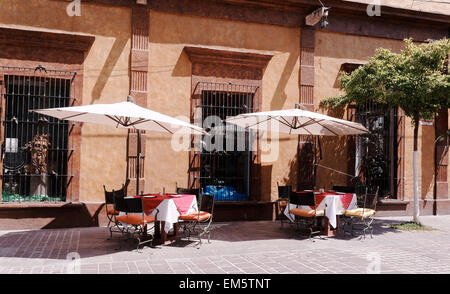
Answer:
0, 0, 449, 229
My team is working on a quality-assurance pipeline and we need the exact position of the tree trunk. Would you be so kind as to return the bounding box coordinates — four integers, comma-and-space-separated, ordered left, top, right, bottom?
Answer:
413, 115, 420, 224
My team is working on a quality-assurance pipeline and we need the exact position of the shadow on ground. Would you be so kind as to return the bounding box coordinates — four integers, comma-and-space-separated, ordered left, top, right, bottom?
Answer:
206, 217, 409, 243
0, 218, 424, 259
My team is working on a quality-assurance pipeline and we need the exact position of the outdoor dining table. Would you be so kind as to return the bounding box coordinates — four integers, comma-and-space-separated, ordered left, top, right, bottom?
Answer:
118, 193, 198, 244
139, 193, 198, 244
283, 190, 357, 236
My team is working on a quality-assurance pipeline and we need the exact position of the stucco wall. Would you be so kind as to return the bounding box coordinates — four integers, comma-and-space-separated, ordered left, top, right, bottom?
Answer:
314, 31, 435, 200
0, 0, 131, 202
0, 1, 442, 204
147, 11, 300, 201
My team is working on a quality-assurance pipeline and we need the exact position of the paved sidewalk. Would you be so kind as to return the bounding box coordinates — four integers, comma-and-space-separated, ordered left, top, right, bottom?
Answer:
0, 215, 449, 274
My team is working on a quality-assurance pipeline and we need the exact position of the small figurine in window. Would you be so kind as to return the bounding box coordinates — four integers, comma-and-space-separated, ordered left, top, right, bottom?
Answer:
23, 134, 51, 174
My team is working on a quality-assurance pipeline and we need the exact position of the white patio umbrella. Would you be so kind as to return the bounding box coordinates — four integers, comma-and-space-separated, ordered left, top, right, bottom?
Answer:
32, 100, 204, 135
224, 106, 369, 136
31, 97, 204, 194
224, 104, 369, 188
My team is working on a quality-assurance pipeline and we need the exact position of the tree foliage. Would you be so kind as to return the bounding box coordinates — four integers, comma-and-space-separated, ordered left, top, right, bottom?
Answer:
321, 38, 450, 122
321, 38, 450, 223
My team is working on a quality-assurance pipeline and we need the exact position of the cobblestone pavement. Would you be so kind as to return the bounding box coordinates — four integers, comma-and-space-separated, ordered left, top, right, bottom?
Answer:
0, 215, 449, 274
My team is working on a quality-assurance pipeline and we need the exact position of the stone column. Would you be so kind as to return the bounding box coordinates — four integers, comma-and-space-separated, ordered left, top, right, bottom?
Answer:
298, 26, 315, 190
126, 4, 149, 196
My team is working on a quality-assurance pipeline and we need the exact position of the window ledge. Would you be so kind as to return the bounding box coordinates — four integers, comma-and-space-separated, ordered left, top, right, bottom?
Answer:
0, 202, 84, 209
378, 199, 408, 205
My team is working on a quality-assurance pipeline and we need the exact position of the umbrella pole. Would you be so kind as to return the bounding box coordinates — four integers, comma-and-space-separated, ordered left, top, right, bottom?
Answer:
136, 129, 141, 195
313, 136, 322, 190
313, 139, 317, 190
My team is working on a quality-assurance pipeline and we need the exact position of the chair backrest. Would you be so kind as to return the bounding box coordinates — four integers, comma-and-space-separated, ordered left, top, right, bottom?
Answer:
112, 191, 127, 212
365, 186, 379, 210
104, 186, 115, 205
289, 191, 316, 208
104, 183, 127, 204
355, 184, 368, 208
355, 185, 378, 212
199, 191, 215, 215
332, 186, 355, 193
277, 182, 292, 199
124, 197, 144, 213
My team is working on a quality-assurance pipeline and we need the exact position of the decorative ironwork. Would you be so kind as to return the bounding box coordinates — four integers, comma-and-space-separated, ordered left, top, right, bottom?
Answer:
190, 82, 259, 201
0, 66, 77, 202
355, 102, 398, 198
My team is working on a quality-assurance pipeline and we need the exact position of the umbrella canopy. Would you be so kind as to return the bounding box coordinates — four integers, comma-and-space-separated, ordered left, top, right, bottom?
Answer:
31, 100, 204, 195
224, 108, 369, 136
31, 101, 204, 135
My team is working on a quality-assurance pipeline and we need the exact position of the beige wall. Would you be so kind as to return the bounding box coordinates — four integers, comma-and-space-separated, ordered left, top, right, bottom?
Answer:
0, 1, 442, 203
147, 11, 300, 201
314, 31, 435, 200
0, 0, 131, 202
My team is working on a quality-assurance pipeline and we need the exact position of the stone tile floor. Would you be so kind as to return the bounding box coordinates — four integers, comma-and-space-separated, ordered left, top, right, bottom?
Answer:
0, 215, 449, 274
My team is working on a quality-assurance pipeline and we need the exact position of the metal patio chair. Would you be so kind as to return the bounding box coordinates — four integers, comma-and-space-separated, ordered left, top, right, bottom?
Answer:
288, 191, 324, 240
103, 184, 127, 239
178, 190, 215, 248
342, 185, 378, 239
276, 182, 292, 227
114, 194, 159, 251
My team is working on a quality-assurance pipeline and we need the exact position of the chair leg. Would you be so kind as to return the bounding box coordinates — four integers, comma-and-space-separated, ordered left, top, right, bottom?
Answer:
115, 227, 129, 250
108, 226, 113, 240
107, 219, 124, 241
181, 221, 194, 241
350, 220, 356, 236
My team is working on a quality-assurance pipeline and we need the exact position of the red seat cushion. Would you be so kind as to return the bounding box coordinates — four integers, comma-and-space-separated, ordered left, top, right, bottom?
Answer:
289, 208, 324, 217
107, 209, 120, 215
179, 211, 212, 222
343, 208, 376, 218
116, 214, 155, 226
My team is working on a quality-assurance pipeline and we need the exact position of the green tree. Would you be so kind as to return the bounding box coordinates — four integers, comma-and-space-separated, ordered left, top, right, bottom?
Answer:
322, 38, 450, 224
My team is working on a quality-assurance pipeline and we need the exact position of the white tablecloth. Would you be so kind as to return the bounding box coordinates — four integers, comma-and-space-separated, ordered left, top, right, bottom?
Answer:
118, 195, 198, 233
148, 197, 198, 233
284, 192, 357, 229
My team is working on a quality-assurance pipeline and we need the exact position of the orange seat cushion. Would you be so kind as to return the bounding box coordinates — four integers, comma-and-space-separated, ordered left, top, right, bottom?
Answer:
107, 209, 120, 215
289, 208, 324, 218
343, 208, 376, 218
116, 214, 155, 226
179, 211, 212, 222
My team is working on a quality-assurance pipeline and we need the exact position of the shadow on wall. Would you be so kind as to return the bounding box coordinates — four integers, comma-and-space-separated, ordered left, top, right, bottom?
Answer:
315, 105, 355, 189
171, 50, 194, 77
281, 146, 299, 191
259, 164, 273, 201
270, 51, 299, 110
0, 203, 106, 230
90, 37, 129, 102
